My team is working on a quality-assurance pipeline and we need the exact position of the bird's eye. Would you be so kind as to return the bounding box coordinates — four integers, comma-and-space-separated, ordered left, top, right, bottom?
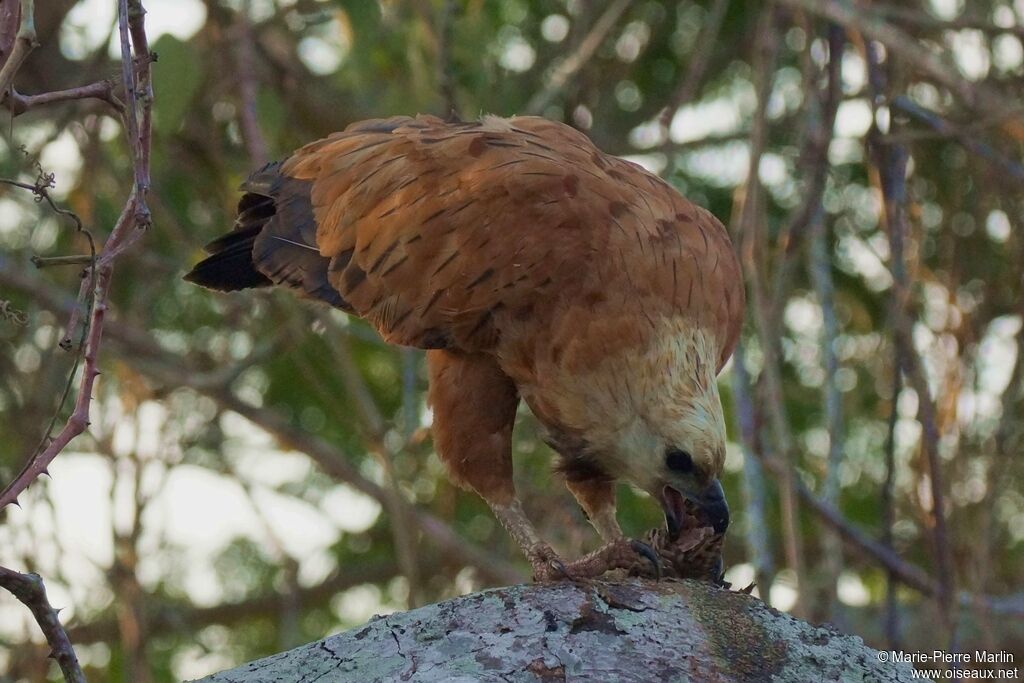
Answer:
665, 448, 694, 474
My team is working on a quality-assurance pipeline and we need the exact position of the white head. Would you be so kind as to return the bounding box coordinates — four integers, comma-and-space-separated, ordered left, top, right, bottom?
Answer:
577, 320, 731, 537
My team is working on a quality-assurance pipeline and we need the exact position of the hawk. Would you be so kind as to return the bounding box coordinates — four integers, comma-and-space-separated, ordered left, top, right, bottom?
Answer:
186, 115, 743, 580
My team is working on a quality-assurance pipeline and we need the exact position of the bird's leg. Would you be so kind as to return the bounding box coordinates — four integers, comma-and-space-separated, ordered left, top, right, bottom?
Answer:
426, 350, 568, 582
565, 477, 624, 542
565, 477, 661, 579
488, 498, 568, 582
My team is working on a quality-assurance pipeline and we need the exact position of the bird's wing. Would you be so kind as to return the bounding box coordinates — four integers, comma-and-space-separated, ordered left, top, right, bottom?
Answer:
241, 114, 743, 360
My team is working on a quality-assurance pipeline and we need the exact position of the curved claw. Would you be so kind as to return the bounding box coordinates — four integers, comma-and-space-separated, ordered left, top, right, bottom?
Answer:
630, 539, 662, 581
549, 557, 572, 580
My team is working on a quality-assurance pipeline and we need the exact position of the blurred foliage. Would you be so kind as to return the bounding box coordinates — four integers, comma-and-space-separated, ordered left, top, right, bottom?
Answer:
1, 0, 1023, 680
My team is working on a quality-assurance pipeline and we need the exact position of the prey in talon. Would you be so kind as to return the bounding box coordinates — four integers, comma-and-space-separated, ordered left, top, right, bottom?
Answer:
185, 115, 744, 582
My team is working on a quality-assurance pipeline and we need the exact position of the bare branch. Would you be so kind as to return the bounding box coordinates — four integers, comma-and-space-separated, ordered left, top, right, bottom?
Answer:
0, 566, 85, 683
4, 78, 123, 116
1, 0, 153, 514
30, 255, 94, 268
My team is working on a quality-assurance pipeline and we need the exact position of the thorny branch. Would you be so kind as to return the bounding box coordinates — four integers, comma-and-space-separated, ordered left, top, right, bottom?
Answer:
0, 0, 152, 510
0, 2, 153, 676
0, 566, 85, 683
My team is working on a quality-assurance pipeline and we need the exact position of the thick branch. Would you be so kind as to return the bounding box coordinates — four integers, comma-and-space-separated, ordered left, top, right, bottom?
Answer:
193, 580, 919, 682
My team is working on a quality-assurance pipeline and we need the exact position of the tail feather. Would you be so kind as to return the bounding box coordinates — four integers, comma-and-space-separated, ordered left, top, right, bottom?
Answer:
184, 189, 276, 291
185, 161, 350, 311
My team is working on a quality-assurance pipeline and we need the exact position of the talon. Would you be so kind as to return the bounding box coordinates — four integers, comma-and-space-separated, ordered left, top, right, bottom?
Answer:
630, 539, 662, 581
550, 558, 571, 579
528, 543, 570, 582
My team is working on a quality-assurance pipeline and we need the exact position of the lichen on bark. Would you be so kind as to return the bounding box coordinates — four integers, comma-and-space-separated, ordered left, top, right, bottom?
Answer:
193, 579, 923, 682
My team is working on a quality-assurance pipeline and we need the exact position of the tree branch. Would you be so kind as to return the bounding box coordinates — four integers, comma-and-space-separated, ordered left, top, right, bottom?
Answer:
0, 566, 85, 683
0, 0, 154, 512
4, 78, 123, 116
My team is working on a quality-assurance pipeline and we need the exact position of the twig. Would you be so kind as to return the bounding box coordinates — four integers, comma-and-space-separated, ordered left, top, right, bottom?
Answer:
4, 78, 123, 116
31, 255, 94, 268
112, 0, 151, 248
0, 297, 27, 325
0, 0, 153, 511
525, 0, 633, 115
0, 202, 123, 509
0, 175, 87, 235
0, 0, 36, 99
0, 566, 85, 683
0, 170, 97, 493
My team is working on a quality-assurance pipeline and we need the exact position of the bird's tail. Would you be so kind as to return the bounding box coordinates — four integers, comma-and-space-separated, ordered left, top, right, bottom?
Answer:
183, 163, 281, 292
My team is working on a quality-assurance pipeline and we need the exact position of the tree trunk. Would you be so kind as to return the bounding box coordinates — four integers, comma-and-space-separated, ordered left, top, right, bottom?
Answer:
192, 578, 923, 682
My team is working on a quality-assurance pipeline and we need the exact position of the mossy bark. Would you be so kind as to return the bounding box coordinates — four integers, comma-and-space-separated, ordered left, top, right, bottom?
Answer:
193, 579, 924, 682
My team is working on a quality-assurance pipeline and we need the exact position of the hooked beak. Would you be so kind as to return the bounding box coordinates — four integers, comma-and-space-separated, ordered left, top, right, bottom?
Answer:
660, 479, 730, 540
